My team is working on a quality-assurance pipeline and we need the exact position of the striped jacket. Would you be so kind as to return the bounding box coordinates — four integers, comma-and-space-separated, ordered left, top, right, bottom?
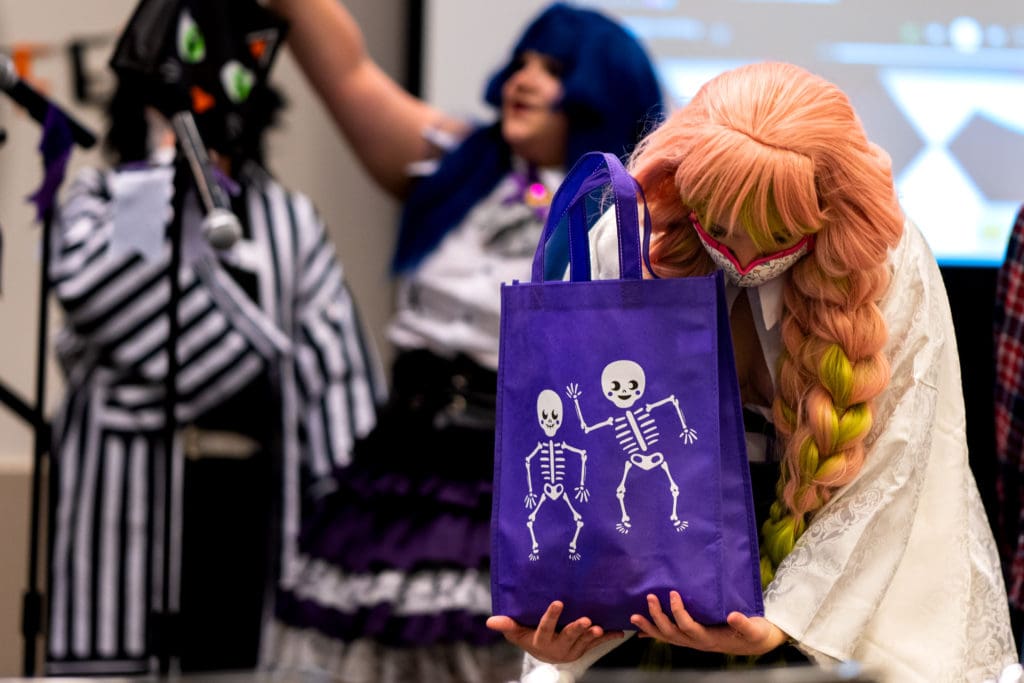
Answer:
45, 162, 385, 674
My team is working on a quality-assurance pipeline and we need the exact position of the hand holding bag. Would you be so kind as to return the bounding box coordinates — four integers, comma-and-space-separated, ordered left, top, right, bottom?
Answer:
491, 152, 763, 630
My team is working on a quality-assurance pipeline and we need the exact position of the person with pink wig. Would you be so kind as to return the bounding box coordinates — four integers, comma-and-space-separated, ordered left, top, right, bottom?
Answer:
488, 61, 1018, 681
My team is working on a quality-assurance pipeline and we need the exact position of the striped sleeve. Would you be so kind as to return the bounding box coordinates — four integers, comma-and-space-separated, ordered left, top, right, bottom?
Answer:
287, 188, 386, 475
50, 167, 269, 425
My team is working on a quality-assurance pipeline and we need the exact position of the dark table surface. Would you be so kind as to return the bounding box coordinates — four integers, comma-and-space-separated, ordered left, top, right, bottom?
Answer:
0, 661, 881, 683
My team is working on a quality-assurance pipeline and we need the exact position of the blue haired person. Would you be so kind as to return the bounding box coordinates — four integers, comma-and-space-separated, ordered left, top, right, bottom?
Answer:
262, 1, 664, 681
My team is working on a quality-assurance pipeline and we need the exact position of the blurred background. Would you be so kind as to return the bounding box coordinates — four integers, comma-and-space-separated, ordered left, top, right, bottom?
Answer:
0, 0, 1020, 675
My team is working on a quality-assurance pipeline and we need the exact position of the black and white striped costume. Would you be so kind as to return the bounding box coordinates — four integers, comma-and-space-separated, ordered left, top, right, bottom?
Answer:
45, 162, 385, 674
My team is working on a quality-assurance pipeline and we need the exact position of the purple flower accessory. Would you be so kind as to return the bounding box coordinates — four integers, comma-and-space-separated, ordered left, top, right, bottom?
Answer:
504, 165, 553, 222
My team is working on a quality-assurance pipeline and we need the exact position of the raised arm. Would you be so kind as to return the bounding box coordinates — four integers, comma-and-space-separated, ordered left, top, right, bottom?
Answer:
268, 0, 469, 197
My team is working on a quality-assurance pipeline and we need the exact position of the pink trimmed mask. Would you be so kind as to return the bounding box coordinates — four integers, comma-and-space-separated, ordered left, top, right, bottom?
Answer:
689, 212, 813, 288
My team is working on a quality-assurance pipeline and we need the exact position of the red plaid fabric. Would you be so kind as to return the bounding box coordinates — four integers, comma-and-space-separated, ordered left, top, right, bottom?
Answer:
995, 203, 1024, 609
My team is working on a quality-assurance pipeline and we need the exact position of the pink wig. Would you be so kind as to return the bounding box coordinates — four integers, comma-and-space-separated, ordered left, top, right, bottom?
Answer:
629, 62, 904, 582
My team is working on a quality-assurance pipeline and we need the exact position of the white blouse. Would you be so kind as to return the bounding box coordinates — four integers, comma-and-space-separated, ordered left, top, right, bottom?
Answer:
523, 215, 1017, 682
388, 160, 564, 370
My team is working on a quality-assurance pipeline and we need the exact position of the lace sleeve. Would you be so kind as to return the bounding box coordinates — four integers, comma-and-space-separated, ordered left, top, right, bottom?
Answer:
764, 222, 1016, 679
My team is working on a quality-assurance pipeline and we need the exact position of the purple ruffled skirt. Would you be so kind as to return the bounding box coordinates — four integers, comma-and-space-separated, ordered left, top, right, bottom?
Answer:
275, 350, 502, 648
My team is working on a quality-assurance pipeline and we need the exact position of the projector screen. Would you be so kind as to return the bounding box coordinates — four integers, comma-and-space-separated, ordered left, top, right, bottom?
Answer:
422, 0, 1024, 267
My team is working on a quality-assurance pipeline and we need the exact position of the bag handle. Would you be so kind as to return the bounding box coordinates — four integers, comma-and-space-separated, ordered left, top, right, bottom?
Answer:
531, 151, 655, 283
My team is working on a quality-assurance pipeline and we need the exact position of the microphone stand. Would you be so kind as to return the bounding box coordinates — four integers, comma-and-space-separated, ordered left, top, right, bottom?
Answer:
0, 108, 95, 678
149, 110, 240, 674
21, 201, 55, 678
149, 153, 188, 676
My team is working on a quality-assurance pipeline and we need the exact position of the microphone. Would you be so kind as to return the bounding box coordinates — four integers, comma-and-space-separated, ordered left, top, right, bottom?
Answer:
0, 52, 96, 149
169, 111, 242, 250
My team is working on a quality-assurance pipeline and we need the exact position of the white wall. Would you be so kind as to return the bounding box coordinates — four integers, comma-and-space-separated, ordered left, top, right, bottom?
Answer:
422, 0, 547, 121
0, 0, 404, 674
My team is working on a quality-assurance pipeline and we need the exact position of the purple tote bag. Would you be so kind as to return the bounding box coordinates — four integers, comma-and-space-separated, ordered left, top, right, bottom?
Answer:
491, 152, 763, 631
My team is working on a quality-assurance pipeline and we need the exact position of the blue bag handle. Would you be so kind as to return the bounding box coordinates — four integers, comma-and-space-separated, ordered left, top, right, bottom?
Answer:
531, 151, 655, 283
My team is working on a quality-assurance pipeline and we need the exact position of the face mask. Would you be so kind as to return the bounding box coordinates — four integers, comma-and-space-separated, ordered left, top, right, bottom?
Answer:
690, 212, 813, 288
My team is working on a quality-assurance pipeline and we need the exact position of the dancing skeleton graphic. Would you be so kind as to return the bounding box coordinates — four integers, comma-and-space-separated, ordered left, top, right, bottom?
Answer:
567, 360, 697, 534
524, 390, 589, 561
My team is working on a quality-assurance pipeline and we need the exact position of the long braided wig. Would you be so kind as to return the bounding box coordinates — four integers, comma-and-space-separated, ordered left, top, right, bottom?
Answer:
628, 62, 904, 585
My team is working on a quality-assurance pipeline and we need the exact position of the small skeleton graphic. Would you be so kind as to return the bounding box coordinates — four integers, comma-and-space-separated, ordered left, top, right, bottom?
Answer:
524, 389, 589, 561
566, 360, 697, 534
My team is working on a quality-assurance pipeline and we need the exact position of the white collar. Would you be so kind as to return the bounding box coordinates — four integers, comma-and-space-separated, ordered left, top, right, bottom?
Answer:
756, 276, 786, 330
510, 155, 565, 187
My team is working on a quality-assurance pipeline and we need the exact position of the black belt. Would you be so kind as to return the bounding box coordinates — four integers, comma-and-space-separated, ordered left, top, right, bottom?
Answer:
389, 349, 497, 431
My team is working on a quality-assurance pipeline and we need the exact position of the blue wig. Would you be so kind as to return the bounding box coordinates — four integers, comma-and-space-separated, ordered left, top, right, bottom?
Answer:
392, 2, 663, 273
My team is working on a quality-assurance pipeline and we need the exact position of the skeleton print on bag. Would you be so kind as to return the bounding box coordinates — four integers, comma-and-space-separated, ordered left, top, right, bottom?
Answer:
524, 390, 590, 561
567, 360, 698, 534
